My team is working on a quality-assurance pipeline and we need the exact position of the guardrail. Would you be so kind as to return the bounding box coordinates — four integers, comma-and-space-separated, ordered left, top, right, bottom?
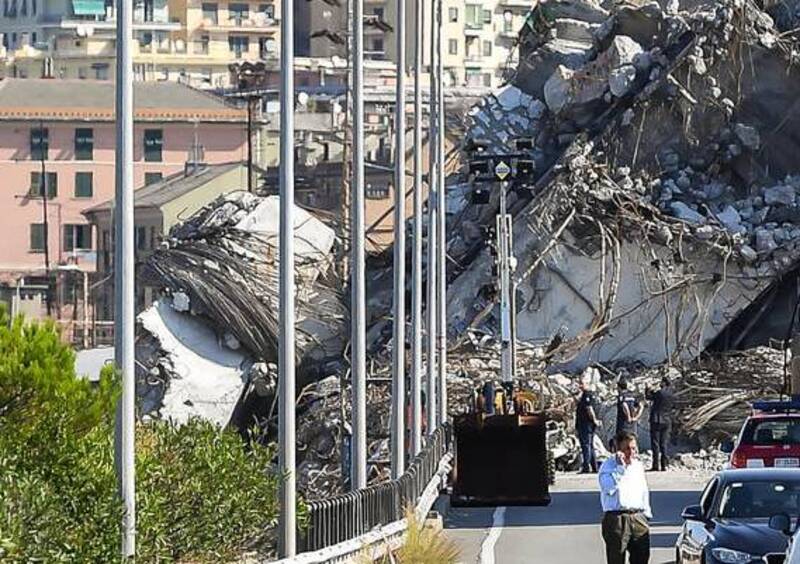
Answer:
299, 426, 450, 553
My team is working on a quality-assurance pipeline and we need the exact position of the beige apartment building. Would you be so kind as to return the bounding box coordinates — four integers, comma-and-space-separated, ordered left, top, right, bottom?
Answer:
0, 0, 281, 87
307, 0, 532, 89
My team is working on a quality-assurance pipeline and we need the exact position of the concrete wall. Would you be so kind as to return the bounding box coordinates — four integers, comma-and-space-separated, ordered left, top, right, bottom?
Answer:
447, 220, 775, 370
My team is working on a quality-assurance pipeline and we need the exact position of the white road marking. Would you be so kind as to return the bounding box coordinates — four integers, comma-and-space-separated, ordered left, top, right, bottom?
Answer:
479, 506, 506, 564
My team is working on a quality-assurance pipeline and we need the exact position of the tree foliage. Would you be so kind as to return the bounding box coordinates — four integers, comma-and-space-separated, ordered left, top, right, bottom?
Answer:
0, 312, 284, 562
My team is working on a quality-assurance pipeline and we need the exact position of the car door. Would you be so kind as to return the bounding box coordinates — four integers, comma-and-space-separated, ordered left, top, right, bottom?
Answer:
679, 477, 719, 563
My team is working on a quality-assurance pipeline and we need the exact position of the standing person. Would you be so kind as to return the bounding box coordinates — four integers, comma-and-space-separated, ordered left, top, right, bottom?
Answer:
646, 376, 675, 472
576, 379, 602, 473
616, 378, 643, 438
599, 431, 652, 564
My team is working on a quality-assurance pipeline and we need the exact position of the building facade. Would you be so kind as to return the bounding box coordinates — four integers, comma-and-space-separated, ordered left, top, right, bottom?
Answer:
306, 0, 532, 89
0, 78, 247, 331
0, 0, 281, 88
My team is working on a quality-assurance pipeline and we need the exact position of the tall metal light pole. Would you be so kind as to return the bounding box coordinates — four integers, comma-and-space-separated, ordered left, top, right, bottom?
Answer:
425, 0, 438, 435
350, 0, 367, 490
114, 0, 135, 553
278, 0, 297, 555
435, 0, 447, 424
410, 0, 424, 456
390, 0, 407, 479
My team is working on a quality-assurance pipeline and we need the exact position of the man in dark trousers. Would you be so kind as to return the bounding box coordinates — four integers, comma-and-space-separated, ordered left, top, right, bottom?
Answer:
576, 379, 602, 473
646, 376, 675, 471
616, 378, 643, 438
599, 431, 652, 564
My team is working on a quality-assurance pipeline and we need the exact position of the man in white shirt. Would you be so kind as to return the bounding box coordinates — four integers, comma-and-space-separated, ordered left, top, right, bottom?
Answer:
598, 431, 652, 564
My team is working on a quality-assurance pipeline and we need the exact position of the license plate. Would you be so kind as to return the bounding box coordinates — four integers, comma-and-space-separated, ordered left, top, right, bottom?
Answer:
775, 458, 799, 468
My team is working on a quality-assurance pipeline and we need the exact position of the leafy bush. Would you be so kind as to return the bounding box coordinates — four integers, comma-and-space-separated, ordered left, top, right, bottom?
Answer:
0, 313, 286, 563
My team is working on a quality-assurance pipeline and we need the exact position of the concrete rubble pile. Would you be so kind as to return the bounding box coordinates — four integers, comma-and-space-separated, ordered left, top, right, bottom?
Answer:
134, 193, 352, 490
445, 0, 800, 372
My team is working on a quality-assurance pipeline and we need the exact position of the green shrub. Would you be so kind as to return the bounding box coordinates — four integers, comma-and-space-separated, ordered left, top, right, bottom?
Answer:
0, 314, 287, 563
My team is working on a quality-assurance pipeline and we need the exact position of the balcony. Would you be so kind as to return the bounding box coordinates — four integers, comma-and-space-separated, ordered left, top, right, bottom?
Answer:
199, 14, 279, 33
498, 0, 535, 7
464, 22, 483, 36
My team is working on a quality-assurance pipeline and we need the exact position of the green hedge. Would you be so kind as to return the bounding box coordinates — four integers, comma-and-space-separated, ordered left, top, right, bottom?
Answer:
0, 309, 289, 562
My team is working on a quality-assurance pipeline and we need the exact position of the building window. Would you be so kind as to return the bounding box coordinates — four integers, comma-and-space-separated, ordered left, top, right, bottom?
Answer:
74, 128, 93, 160
29, 223, 45, 252
135, 226, 148, 250
31, 0, 36, 16
372, 6, 383, 19
449, 7, 458, 22
74, 172, 93, 198
20, 0, 27, 17
228, 35, 249, 58
371, 37, 383, 54
63, 224, 92, 252
78, 66, 87, 79
29, 171, 57, 198
228, 2, 248, 24
258, 3, 274, 19
322, 142, 330, 161
482, 9, 492, 24
465, 5, 481, 29
483, 40, 492, 57
30, 127, 48, 160
366, 184, 390, 200
502, 11, 513, 32
138, 31, 153, 52
31, 32, 36, 45
143, 129, 163, 162
448, 38, 458, 55
93, 63, 109, 79
195, 34, 209, 54
201, 2, 217, 24
144, 172, 163, 185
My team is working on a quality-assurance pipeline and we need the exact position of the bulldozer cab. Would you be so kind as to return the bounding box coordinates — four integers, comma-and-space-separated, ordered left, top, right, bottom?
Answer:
451, 381, 552, 507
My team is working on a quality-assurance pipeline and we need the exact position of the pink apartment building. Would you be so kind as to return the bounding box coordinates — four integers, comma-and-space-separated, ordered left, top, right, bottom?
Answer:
0, 78, 247, 333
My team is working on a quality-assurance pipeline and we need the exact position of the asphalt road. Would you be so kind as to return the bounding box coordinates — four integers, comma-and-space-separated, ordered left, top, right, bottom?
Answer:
443, 470, 713, 564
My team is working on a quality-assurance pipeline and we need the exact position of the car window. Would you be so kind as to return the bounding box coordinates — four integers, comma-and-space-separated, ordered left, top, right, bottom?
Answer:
742, 418, 800, 445
700, 478, 718, 517
718, 481, 800, 519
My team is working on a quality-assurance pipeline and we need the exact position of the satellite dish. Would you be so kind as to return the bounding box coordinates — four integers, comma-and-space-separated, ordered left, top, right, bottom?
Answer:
297, 92, 309, 106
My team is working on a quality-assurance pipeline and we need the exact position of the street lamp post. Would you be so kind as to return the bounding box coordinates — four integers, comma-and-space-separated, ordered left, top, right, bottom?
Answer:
410, 0, 425, 456
278, 0, 297, 555
114, 0, 135, 554
351, 0, 368, 491
390, 0, 407, 479
425, 0, 438, 435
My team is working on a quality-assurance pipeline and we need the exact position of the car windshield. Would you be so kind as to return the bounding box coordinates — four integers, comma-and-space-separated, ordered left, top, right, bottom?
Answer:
718, 481, 800, 519
741, 418, 800, 445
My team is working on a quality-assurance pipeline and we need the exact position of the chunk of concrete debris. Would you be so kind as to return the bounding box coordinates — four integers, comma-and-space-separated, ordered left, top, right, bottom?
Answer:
608, 35, 644, 68
670, 201, 705, 224
755, 228, 778, 253
716, 205, 744, 233
764, 185, 796, 207
609, 65, 638, 97
734, 123, 761, 150
172, 291, 190, 313
496, 85, 524, 111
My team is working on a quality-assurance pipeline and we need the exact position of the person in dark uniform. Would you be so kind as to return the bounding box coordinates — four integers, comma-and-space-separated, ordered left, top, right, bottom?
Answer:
616, 378, 643, 438
646, 376, 675, 471
576, 379, 602, 473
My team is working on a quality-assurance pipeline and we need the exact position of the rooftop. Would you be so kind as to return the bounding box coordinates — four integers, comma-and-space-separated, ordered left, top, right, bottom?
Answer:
84, 161, 248, 214
0, 79, 246, 122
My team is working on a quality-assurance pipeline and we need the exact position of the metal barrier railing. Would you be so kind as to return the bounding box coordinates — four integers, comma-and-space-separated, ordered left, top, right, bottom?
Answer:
299, 426, 449, 552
